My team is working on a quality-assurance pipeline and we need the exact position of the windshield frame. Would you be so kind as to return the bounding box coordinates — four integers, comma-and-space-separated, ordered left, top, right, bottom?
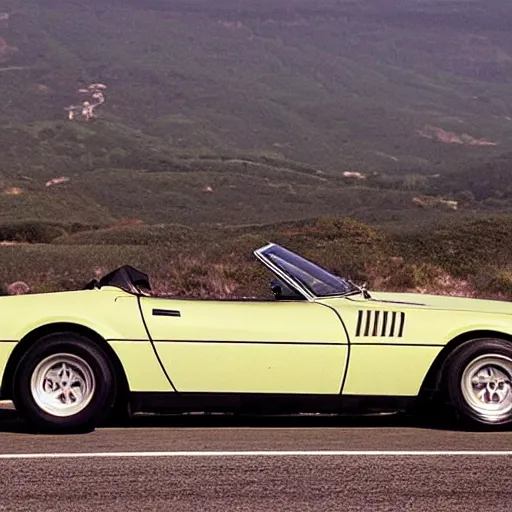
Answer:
254, 243, 358, 301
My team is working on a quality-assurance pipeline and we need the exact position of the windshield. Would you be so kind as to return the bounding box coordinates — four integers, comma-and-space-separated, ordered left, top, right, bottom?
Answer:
260, 244, 357, 297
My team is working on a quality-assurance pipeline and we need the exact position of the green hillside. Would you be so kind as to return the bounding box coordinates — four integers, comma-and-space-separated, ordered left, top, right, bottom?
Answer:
0, 0, 511, 226
1, 1, 512, 298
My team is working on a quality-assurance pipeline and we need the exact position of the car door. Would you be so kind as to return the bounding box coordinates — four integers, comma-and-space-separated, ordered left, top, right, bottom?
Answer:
139, 297, 348, 394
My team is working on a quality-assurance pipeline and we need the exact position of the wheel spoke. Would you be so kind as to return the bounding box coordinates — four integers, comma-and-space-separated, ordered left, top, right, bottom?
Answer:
476, 387, 487, 401
70, 373, 85, 389
45, 368, 61, 384
471, 378, 487, 389
69, 386, 83, 403
494, 383, 510, 403
48, 388, 65, 401
58, 363, 69, 379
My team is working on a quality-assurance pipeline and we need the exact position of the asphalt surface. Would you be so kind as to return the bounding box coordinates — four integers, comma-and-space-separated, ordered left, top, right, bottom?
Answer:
0, 409, 511, 511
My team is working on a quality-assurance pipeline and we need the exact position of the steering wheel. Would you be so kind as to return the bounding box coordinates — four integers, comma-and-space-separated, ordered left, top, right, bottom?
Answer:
270, 280, 282, 300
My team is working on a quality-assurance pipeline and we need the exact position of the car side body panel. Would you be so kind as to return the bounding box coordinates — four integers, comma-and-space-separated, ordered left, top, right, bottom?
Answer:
342, 345, 443, 395
0, 288, 147, 341
0, 342, 17, 386
139, 298, 349, 393
108, 341, 172, 392
321, 293, 512, 396
0, 288, 170, 393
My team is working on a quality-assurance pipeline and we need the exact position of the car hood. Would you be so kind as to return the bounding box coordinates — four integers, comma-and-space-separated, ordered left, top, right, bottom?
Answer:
332, 291, 512, 315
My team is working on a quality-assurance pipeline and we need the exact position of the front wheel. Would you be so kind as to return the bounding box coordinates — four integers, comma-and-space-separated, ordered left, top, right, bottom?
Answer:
442, 338, 512, 428
12, 333, 116, 433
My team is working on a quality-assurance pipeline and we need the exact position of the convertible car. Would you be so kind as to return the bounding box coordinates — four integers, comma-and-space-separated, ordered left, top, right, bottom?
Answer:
0, 243, 511, 432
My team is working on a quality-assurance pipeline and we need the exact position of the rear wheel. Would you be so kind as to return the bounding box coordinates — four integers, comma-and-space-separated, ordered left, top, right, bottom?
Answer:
12, 333, 116, 433
442, 338, 512, 428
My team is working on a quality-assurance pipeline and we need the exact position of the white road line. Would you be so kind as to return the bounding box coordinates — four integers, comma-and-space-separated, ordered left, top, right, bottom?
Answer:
0, 450, 511, 460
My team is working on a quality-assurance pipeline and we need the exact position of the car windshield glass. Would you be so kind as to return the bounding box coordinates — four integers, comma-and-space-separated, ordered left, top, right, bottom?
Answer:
261, 245, 356, 297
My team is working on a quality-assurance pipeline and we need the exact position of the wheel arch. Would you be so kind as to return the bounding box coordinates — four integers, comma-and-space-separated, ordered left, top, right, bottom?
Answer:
1, 322, 129, 413
419, 329, 512, 399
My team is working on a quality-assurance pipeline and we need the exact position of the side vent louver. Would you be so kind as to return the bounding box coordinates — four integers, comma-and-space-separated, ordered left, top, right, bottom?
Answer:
355, 310, 406, 338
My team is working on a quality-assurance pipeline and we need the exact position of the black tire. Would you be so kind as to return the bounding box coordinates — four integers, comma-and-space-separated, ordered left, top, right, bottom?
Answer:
441, 338, 512, 429
12, 332, 117, 434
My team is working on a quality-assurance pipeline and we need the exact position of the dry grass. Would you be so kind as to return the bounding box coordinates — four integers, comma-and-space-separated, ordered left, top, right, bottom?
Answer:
0, 215, 511, 302
150, 256, 240, 299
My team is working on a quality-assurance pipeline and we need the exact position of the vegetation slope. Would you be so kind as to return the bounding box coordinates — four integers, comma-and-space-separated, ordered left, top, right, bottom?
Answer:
0, 0, 511, 297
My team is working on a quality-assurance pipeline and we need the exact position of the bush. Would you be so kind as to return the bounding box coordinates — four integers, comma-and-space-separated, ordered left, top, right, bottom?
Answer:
0, 221, 68, 243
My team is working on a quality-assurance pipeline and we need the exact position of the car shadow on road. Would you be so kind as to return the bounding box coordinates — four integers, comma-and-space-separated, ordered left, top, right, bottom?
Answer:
122, 411, 468, 431
0, 408, 477, 434
0, 411, 30, 434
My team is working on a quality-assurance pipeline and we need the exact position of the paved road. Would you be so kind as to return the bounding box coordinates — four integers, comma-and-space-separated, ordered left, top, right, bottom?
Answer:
0, 410, 511, 511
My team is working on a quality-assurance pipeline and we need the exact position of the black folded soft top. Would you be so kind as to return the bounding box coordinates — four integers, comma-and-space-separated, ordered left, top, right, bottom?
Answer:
84, 265, 151, 295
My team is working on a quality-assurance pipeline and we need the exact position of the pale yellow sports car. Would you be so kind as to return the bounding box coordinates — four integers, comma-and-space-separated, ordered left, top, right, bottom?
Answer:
0, 243, 511, 432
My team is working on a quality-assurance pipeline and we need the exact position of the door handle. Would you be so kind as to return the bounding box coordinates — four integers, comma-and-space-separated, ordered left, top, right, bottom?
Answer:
152, 309, 181, 317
